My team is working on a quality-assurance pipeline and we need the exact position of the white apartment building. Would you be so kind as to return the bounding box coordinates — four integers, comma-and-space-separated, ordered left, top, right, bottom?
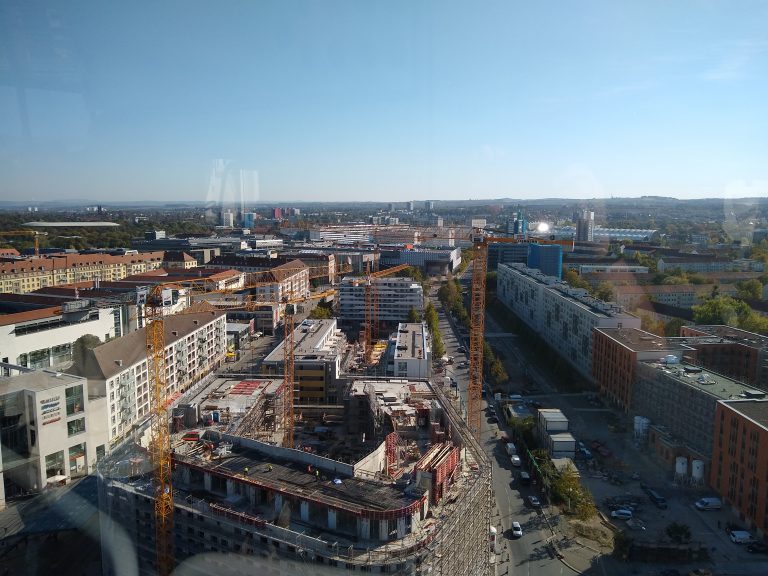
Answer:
385, 322, 431, 379
249, 260, 310, 303
339, 276, 424, 327
497, 263, 640, 382
0, 299, 119, 370
0, 366, 109, 508
71, 311, 226, 446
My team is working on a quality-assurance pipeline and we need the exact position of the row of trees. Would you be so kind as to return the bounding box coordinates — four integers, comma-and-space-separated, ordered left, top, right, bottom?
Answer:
693, 296, 768, 334
422, 302, 445, 358
563, 269, 614, 301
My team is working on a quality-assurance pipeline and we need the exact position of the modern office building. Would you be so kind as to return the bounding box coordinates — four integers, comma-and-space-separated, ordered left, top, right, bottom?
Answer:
0, 367, 109, 508
262, 319, 348, 405
711, 399, 768, 537
70, 311, 227, 446
379, 247, 461, 275
487, 242, 530, 271
527, 243, 563, 279
339, 276, 424, 330
0, 298, 120, 370
97, 378, 491, 576
497, 263, 640, 382
384, 323, 431, 379
575, 210, 595, 242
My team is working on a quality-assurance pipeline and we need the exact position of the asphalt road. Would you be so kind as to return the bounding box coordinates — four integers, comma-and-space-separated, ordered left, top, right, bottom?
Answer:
432, 282, 577, 576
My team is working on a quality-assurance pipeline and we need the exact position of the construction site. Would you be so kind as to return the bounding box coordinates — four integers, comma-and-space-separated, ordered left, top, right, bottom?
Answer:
96, 375, 492, 576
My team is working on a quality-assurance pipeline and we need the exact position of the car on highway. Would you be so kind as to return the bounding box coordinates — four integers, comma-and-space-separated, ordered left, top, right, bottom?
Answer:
611, 509, 633, 520
511, 522, 523, 538
527, 495, 541, 508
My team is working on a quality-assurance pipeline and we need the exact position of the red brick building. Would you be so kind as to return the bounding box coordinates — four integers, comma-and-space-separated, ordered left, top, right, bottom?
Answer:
680, 325, 768, 389
711, 399, 768, 536
592, 328, 696, 412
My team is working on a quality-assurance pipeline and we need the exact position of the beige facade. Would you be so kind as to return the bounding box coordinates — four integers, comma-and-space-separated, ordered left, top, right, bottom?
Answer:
0, 252, 165, 294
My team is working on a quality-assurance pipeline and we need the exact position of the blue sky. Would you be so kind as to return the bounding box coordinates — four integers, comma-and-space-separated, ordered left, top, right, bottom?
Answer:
1, 0, 767, 203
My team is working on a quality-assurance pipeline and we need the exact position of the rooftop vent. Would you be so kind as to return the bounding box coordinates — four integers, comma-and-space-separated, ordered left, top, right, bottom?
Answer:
116, 359, 123, 367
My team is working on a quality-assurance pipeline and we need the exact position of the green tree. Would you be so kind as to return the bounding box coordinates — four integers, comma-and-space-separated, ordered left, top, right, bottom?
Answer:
693, 296, 752, 327
72, 334, 102, 366
564, 269, 590, 290
308, 305, 332, 319
665, 522, 691, 544
594, 282, 614, 302
407, 307, 422, 323
736, 279, 763, 300
432, 332, 445, 358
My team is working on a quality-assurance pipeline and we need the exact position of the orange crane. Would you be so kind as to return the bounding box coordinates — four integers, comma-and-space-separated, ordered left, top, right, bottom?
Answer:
144, 285, 174, 576
142, 265, 342, 575
0, 230, 46, 257
362, 227, 572, 440
361, 263, 411, 363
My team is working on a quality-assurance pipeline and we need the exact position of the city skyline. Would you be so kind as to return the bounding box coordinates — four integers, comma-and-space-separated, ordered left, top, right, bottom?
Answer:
1, 1, 767, 202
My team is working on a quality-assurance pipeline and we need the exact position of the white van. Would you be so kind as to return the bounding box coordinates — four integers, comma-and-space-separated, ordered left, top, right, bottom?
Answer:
695, 497, 722, 511
730, 530, 754, 544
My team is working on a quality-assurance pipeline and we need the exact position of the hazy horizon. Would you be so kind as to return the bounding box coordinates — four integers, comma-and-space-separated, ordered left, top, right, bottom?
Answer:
1, 1, 767, 203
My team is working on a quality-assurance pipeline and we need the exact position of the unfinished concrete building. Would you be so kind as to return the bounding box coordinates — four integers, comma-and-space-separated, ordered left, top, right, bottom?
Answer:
97, 378, 491, 576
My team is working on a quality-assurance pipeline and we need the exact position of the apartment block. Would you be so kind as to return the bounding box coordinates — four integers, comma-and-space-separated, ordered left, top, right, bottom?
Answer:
0, 367, 109, 508
0, 251, 165, 294
384, 323, 431, 378
592, 328, 697, 412
711, 399, 768, 537
497, 263, 640, 382
339, 276, 424, 329
70, 311, 226, 445
262, 319, 348, 405
633, 359, 763, 473
679, 325, 768, 389
613, 283, 738, 310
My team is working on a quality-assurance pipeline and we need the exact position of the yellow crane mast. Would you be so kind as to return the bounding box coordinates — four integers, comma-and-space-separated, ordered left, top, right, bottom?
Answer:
145, 285, 174, 576
0, 230, 46, 257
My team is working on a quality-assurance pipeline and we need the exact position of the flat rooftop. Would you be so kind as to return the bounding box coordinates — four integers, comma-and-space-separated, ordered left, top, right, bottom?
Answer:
190, 378, 284, 414
596, 328, 697, 353
394, 323, 427, 361
500, 263, 636, 320
686, 325, 768, 350
264, 319, 344, 363
0, 368, 86, 394
177, 445, 421, 514
722, 399, 768, 428
640, 360, 765, 401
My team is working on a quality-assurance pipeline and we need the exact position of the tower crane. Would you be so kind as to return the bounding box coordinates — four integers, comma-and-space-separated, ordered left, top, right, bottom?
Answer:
362, 263, 411, 364
141, 262, 346, 575
0, 230, 46, 257
362, 226, 572, 440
